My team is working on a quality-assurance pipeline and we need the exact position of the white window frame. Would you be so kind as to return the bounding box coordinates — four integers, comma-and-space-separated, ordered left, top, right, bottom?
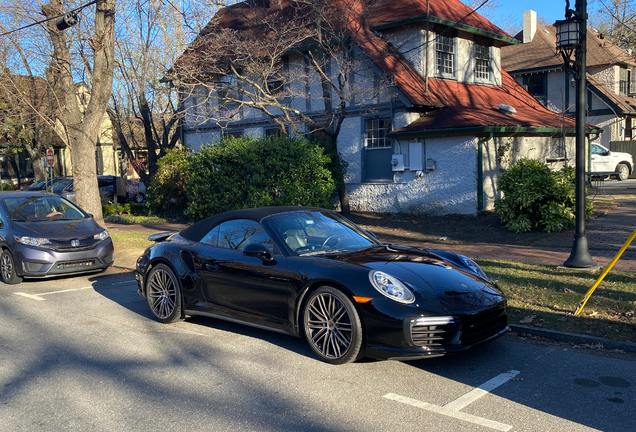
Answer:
474, 39, 492, 83
435, 34, 456, 79
365, 118, 392, 149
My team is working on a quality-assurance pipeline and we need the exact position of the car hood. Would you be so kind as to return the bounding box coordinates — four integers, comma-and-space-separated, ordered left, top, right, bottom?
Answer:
12, 218, 103, 240
320, 245, 504, 311
614, 150, 634, 162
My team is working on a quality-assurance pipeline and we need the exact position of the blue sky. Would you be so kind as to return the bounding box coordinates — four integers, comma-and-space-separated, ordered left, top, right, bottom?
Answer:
487, 1, 602, 34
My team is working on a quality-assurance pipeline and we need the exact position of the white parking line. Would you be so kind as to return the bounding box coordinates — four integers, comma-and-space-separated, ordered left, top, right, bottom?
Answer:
14, 286, 94, 301
384, 370, 520, 432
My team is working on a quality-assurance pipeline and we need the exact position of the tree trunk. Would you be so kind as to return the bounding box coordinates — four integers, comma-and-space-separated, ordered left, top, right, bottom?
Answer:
43, 0, 116, 227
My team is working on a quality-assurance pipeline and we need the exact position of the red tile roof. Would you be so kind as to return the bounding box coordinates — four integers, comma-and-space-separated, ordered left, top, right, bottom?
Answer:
175, 0, 582, 134
389, 71, 589, 136
366, 0, 513, 39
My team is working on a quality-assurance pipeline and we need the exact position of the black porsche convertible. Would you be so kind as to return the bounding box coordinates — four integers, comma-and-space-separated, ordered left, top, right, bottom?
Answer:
136, 207, 507, 364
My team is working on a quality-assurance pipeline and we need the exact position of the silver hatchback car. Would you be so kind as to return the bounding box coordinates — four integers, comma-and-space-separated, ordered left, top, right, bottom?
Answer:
0, 192, 114, 284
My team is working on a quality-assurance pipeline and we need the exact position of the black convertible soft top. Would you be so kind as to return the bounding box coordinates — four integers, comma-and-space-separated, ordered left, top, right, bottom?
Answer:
179, 206, 324, 241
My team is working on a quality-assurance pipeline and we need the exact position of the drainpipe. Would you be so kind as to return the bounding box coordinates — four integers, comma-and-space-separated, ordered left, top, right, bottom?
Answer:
477, 132, 493, 212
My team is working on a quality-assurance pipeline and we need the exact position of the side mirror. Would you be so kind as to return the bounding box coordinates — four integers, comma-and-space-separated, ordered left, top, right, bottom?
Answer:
243, 243, 275, 264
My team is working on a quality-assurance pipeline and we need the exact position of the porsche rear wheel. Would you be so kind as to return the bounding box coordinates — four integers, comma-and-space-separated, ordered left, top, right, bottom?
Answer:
303, 286, 363, 364
1, 249, 22, 285
146, 264, 183, 323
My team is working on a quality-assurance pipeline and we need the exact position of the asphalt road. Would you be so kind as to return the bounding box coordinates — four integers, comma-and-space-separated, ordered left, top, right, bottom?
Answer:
0, 269, 634, 432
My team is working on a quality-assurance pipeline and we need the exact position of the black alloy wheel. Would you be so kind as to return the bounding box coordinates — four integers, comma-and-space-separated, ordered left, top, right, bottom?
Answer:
146, 264, 183, 323
1, 249, 22, 284
303, 286, 363, 364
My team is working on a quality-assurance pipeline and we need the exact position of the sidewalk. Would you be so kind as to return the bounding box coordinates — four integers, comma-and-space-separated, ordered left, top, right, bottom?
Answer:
434, 198, 636, 272
107, 197, 636, 272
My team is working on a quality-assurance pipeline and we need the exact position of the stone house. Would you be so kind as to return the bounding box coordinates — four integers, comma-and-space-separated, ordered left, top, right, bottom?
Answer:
172, 0, 601, 215
502, 10, 636, 149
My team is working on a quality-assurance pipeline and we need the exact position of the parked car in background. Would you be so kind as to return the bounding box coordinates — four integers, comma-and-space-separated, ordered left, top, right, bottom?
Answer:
126, 178, 146, 203
51, 176, 127, 205
136, 206, 508, 364
590, 143, 634, 180
0, 191, 114, 284
26, 177, 69, 191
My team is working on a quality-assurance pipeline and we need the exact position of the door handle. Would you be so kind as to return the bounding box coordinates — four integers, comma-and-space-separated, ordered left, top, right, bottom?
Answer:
205, 263, 220, 271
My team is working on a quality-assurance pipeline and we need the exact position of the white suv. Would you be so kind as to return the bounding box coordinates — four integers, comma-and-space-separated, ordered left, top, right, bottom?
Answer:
590, 143, 634, 181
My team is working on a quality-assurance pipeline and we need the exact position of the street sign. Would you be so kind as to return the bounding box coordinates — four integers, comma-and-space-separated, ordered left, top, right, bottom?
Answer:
46, 149, 54, 168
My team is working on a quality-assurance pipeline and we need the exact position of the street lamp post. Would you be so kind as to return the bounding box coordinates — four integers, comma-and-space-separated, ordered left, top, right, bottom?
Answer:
556, 0, 598, 268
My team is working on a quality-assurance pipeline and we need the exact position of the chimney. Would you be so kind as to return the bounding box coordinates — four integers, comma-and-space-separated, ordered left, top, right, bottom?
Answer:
523, 10, 537, 43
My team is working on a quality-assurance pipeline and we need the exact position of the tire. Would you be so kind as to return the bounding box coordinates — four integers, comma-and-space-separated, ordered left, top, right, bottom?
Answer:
135, 193, 145, 203
616, 163, 630, 181
145, 263, 183, 323
1, 249, 22, 285
303, 286, 363, 364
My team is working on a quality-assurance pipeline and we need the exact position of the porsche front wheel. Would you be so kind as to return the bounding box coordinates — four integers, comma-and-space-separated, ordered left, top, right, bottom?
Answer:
303, 286, 363, 364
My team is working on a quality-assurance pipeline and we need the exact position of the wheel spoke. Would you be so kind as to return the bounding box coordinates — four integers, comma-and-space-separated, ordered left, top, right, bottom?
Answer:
147, 269, 176, 319
305, 292, 354, 359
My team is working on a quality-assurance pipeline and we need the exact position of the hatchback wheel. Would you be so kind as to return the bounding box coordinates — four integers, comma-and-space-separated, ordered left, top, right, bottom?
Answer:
1, 250, 22, 285
303, 286, 363, 364
146, 264, 183, 323
135, 193, 145, 203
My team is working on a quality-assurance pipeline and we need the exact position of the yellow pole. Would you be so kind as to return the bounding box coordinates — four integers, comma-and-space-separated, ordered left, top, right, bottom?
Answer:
574, 228, 636, 315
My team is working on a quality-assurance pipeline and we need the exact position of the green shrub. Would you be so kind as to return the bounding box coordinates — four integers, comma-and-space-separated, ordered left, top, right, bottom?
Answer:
184, 136, 335, 220
495, 159, 592, 233
102, 203, 147, 216
146, 147, 191, 219
0, 183, 15, 191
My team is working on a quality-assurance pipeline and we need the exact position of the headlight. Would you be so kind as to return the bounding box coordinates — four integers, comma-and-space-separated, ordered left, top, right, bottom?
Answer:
15, 236, 51, 247
459, 255, 490, 280
369, 270, 415, 304
94, 230, 109, 240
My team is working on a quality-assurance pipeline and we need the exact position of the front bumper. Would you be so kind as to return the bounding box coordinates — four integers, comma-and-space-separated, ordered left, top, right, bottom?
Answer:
366, 325, 509, 361
15, 238, 115, 278
359, 297, 509, 361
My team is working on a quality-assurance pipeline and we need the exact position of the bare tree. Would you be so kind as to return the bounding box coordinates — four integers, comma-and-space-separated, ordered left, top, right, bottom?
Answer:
589, 0, 636, 51
42, 0, 116, 225
0, 72, 61, 184
170, 0, 395, 215
0, 0, 116, 225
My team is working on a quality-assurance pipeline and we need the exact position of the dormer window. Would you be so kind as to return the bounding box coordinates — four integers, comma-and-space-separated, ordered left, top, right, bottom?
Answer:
436, 35, 455, 78
474, 38, 492, 83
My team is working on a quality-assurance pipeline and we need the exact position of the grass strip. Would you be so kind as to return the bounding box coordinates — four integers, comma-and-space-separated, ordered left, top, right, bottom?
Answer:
479, 259, 636, 343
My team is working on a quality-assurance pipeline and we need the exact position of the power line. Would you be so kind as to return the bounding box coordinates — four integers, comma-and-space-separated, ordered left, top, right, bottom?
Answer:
0, 0, 99, 38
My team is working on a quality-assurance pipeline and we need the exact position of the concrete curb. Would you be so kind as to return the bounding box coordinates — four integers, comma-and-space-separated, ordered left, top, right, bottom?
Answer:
510, 324, 636, 353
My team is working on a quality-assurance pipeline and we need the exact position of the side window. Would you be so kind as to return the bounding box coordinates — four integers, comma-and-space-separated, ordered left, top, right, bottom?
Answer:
217, 219, 274, 251
200, 225, 220, 246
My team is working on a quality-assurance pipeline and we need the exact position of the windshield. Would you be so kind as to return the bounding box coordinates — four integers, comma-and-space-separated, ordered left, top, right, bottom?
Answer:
52, 178, 73, 192
4, 196, 87, 222
265, 211, 380, 255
